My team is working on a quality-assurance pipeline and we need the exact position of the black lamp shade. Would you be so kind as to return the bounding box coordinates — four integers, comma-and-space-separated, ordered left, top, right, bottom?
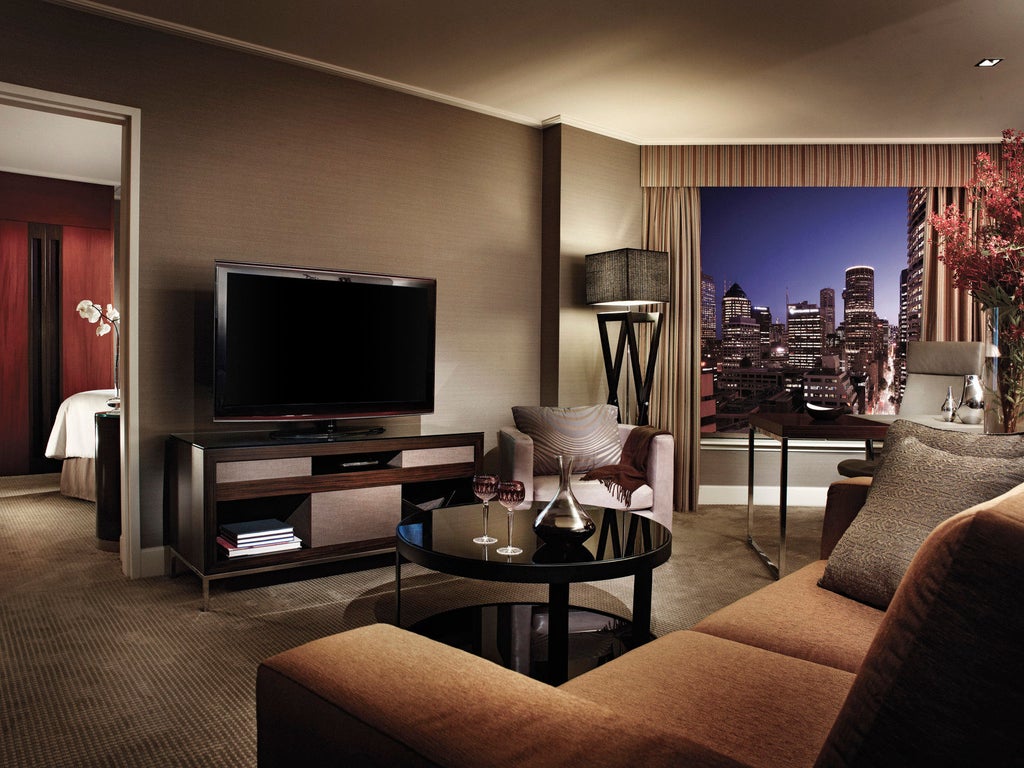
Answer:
585, 249, 670, 305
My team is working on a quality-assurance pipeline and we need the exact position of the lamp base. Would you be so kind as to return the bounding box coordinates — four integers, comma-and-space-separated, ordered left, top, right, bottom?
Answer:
595, 311, 663, 425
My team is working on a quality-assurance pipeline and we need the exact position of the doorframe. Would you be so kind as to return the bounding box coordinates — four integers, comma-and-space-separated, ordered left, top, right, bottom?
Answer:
0, 81, 143, 578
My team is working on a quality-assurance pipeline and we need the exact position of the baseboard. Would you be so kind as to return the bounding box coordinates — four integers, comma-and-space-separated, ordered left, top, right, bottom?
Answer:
698, 484, 829, 507
138, 545, 168, 578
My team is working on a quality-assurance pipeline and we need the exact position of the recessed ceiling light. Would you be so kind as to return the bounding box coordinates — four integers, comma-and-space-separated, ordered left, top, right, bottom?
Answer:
976, 58, 1003, 67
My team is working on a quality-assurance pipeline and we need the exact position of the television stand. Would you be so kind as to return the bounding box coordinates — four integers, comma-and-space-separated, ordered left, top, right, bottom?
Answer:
165, 426, 483, 610
269, 421, 386, 441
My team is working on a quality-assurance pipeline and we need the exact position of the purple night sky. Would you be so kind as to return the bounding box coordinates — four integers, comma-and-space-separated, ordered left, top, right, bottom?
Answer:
700, 186, 909, 333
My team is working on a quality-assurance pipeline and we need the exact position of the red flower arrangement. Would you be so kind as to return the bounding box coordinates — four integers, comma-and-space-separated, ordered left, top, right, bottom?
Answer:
929, 128, 1024, 432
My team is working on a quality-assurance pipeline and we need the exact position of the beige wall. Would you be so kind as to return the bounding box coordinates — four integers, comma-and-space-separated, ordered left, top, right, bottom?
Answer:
1, 0, 643, 556
541, 125, 641, 407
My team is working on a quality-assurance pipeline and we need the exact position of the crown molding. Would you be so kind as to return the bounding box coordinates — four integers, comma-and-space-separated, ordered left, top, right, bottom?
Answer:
541, 115, 644, 146
47, 0, 542, 128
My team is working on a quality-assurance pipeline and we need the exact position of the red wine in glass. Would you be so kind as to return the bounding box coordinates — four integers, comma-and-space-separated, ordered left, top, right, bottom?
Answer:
496, 480, 526, 556
471, 474, 499, 544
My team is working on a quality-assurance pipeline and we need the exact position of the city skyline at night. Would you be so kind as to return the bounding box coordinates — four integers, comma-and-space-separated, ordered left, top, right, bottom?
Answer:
700, 186, 908, 334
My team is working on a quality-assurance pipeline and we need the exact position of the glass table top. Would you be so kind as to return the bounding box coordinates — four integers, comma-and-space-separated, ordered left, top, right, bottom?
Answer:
397, 503, 671, 581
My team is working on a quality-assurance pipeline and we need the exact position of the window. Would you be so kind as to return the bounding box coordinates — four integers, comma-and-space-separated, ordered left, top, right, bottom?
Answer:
699, 187, 918, 434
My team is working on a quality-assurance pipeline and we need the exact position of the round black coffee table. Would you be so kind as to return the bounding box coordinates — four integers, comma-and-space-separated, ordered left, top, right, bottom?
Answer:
395, 503, 672, 684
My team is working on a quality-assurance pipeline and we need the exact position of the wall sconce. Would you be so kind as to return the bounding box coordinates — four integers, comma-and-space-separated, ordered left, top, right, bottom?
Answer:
585, 248, 670, 425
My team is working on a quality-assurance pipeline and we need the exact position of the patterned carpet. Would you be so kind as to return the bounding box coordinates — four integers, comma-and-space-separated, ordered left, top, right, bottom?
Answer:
0, 474, 821, 767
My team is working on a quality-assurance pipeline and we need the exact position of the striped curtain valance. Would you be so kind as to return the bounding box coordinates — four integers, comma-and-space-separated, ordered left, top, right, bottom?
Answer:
641, 143, 1000, 188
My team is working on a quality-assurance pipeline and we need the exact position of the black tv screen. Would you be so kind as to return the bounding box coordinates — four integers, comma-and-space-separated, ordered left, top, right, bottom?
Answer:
214, 261, 436, 422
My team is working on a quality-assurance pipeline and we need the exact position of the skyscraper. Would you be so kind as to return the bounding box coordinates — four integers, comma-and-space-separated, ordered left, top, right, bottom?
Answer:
843, 266, 877, 375
723, 317, 761, 368
904, 187, 927, 345
721, 283, 757, 368
819, 287, 835, 338
722, 282, 752, 326
701, 272, 716, 354
751, 305, 772, 362
787, 301, 822, 369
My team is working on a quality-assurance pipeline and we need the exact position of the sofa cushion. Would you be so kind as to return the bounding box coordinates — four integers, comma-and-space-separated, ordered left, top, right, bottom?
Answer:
258, 623, 725, 768
819, 436, 1024, 608
692, 561, 883, 673
511, 404, 621, 475
880, 417, 1024, 462
816, 487, 1024, 766
561, 630, 854, 768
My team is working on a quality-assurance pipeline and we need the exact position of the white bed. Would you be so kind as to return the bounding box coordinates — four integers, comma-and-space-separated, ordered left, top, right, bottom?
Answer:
45, 389, 117, 501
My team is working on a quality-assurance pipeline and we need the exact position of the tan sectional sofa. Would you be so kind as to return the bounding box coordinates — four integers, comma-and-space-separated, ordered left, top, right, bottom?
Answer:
256, 438, 1024, 767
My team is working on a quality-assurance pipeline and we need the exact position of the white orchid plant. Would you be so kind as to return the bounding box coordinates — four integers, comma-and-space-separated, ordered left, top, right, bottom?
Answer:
76, 300, 121, 397
76, 300, 119, 337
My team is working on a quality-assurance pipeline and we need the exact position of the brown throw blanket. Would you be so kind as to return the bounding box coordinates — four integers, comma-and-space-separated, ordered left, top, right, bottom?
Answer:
581, 426, 669, 506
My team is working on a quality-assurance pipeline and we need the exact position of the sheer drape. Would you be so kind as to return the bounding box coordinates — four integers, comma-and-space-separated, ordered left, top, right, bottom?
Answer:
642, 187, 702, 512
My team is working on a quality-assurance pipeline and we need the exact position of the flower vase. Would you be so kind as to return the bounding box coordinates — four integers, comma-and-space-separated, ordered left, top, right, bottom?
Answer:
983, 346, 1003, 434
107, 345, 121, 410
532, 455, 596, 546
984, 307, 1023, 434
940, 386, 957, 422
956, 374, 985, 426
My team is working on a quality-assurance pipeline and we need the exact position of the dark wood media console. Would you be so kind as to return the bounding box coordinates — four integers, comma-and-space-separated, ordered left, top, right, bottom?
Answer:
165, 426, 483, 609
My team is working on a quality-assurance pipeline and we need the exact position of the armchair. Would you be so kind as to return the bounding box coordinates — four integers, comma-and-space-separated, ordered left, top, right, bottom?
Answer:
499, 420, 674, 530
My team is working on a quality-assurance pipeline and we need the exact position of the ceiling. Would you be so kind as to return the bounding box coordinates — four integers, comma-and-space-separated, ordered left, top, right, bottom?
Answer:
6, 0, 1021, 185
49, 0, 1023, 146
0, 103, 122, 186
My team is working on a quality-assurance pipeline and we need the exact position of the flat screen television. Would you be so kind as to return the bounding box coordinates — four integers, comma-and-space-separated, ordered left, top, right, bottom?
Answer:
214, 261, 436, 432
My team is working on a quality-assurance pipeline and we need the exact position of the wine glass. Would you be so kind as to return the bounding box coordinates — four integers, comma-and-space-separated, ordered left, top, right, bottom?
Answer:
471, 474, 499, 544
495, 480, 526, 556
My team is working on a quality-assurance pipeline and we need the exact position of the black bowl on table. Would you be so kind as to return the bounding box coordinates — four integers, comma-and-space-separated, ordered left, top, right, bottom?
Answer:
805, 403, 848, 421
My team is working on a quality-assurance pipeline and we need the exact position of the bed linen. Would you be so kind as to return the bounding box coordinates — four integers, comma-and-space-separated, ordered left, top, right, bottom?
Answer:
45, 389, 116, 501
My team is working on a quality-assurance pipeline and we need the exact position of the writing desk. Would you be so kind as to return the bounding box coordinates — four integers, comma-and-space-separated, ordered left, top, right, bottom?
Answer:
746, 413, 890, 579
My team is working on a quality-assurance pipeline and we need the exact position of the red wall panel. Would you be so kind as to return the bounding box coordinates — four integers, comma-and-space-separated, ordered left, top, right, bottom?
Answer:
62, 226, 116, 399
0, 220, 30, 475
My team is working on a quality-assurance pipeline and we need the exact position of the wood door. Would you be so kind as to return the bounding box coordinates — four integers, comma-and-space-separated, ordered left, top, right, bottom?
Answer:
0, 220, 30, 475
62, 225, 115, 399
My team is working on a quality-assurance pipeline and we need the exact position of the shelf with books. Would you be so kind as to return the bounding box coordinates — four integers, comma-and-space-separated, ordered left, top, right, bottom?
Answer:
216, 518, 301, 558
216, 535, 302, 558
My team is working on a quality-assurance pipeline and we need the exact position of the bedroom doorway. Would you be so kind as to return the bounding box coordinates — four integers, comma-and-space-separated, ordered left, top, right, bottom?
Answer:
0, 174, 119, 477
0, 81, 142, 579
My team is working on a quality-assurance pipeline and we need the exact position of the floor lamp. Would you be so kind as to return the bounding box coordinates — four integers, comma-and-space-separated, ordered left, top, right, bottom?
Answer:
585, 249, 670, 426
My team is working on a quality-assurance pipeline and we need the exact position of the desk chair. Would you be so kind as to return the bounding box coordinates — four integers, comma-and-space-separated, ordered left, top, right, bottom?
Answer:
838, 341, 987, 477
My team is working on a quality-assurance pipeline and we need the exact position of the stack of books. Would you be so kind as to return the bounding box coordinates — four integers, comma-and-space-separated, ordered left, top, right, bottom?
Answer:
216, 518, 302, 558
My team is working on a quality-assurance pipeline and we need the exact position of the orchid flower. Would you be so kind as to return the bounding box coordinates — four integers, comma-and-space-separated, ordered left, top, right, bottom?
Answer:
76, 300, 120, 336
76, 300, 101, 323
76, 299, 122, 396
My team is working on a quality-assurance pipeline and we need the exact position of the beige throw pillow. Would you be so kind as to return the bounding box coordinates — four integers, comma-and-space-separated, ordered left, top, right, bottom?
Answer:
511, 405, 621, 475
819, 436, 1024, 609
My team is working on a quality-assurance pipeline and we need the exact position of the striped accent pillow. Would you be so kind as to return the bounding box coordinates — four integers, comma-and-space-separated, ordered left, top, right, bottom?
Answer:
512, 405, 622, 475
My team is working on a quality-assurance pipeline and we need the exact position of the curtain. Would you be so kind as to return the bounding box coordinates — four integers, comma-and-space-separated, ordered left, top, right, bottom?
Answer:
642, 144, 996, 188
640, 143, 999, 515
642, 187, 702, 512
924, 187, 984, 342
